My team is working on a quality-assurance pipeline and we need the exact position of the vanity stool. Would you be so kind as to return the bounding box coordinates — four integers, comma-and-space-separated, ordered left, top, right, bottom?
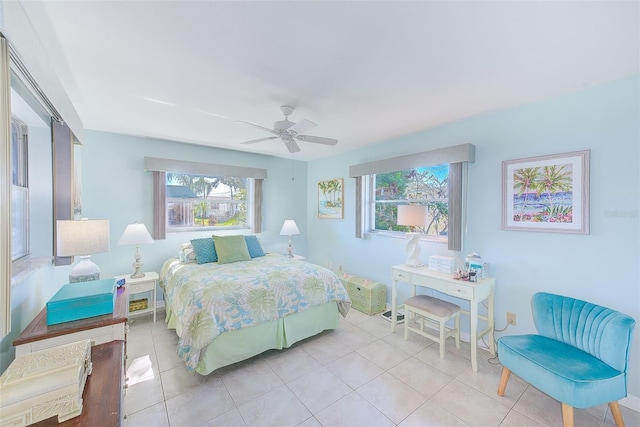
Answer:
404, 295, 461, 359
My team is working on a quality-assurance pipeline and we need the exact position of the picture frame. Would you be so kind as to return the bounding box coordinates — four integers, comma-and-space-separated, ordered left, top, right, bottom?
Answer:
502, 150, 590, 234
318, 178, 344, 219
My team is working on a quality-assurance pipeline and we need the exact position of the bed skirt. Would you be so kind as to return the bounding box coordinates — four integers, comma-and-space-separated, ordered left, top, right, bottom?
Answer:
165, 301, 340, 375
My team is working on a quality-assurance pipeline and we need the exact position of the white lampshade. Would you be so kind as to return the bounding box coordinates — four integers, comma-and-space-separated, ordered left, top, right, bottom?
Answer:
118, 223, 155, 246
279, 219, 300, 258
56, 219, 110, 283
118, 223, 154, 279
397, 205, 428, 227
279, 219, 300, 236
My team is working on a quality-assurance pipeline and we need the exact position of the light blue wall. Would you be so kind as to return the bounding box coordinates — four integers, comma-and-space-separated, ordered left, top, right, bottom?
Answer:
79, 132, 308, 281
306, 76, 640, 399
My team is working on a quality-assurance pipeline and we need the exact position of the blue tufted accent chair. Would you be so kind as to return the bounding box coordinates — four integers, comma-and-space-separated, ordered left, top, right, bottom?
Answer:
497, 292, 635, 427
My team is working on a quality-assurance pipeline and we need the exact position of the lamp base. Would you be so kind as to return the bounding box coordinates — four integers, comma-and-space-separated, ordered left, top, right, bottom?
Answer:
69, 256, 100, 283
129, 245, 146, 279
405, 233, 424, 267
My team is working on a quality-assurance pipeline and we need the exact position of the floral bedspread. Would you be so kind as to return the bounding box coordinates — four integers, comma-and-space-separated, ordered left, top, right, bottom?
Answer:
159, 253, 351, 372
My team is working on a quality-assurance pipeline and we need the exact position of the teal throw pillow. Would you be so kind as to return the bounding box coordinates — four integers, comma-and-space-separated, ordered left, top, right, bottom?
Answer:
213, 235, 251, 264
190, 238, 218, 264
245, 235, 265, 258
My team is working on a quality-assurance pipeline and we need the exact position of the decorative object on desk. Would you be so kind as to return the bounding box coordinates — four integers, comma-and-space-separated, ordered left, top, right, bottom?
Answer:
56, 218, 110, 283
502, 150, 590, 234
46, 279, 116, 325
118, 222, 155, 278
279, 219, 300, 258
397, 204, 428, 267
465, 253, 487, 279
318, 178, 344, 219
428, 255, 456, 274
0, 339, 92, 425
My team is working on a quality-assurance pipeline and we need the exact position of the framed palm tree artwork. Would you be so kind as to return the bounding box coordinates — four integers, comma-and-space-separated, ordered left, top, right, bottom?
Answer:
318, 178, 344, 219
502, 150, 590, 234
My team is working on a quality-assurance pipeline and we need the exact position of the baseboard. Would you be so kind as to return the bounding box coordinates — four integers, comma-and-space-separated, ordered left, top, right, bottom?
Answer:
621, 393, 640, 411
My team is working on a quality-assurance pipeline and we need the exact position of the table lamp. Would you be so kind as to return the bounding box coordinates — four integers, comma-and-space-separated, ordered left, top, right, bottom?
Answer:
279, 219, 300, 258
397, 205, 428, 267
56, 219, 110, 283
118, 222, 155, 278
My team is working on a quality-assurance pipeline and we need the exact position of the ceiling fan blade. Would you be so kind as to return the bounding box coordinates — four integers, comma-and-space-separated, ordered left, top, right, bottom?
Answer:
236, 120, 278, 135
288, 119, 316, 135
284, 139, 301, 153
240, 136, 278, 145
296, 135, 338, 146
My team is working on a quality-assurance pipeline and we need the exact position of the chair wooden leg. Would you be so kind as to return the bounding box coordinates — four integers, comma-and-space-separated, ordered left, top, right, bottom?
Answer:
497, 367, 511, 396
609, 401, 625, 427
561, 403, 574, 427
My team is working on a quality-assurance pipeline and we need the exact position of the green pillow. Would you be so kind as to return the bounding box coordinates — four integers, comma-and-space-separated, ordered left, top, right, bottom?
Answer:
212, 235, 251, 264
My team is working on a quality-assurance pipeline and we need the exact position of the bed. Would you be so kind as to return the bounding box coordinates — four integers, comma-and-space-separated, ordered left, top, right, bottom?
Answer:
159, 237, 351, 375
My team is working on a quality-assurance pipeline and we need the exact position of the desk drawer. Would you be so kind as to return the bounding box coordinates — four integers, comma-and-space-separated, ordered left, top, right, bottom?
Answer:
448, 282, 474, 299
392, 269, 412, 282
412, 274, 447, 292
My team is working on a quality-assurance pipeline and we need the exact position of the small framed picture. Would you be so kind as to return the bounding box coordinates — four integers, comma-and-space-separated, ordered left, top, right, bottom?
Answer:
502, 150, 590, 234
318, 178, 344, 219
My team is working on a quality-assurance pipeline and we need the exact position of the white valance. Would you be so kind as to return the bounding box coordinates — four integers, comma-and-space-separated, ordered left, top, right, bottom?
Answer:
144, 157, 267, 179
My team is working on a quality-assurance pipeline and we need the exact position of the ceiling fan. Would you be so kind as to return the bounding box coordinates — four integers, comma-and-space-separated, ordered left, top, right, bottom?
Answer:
237, 105, 338, 153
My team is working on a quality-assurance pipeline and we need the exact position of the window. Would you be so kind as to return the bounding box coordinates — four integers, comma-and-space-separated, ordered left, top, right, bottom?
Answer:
11, 117, 28, 261
369, 164, 449, 242
350, 144, 474, 251
145, 157, 267, 239
166, 173, 252, 232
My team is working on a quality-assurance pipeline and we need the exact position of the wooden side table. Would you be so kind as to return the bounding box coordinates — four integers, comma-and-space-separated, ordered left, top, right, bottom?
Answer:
13, 286, 129, 358
115, 272, 158, 322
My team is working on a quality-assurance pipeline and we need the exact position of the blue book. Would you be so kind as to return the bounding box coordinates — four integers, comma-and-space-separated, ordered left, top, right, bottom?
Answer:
46, 278, 116, 325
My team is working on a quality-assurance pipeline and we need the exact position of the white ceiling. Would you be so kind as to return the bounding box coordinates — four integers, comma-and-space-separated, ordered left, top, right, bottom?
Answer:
16, 1, 639, 161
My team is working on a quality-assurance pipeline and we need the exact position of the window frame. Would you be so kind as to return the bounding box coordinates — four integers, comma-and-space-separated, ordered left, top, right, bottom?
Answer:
146, 157, 267, 239
11, 117, 29, 262
165, 174, 254, 233
364, 165, 450, 244
350, 144, 474, 251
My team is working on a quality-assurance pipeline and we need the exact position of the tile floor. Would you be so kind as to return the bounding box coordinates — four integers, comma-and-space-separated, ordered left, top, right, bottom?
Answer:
122, 307, 639, 427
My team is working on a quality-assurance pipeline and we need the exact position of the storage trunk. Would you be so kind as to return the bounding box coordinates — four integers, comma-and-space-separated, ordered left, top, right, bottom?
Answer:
340, 273, 387, 315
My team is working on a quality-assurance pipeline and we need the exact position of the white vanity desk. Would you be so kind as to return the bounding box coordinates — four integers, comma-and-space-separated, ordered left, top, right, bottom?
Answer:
391, 264, 496, 372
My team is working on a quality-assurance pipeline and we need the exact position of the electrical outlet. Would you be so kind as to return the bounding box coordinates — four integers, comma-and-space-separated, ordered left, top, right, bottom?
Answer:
507, 312, 517, 326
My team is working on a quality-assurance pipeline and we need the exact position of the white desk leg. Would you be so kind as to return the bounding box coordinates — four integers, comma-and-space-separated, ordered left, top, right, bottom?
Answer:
470, 300, 479, 372
488, 293, 495, 355
391, 280, 398, 333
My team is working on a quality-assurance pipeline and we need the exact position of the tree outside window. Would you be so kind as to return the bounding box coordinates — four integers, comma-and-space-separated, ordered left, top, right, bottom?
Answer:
371, 164, 449, 239
166, 173, 249, 231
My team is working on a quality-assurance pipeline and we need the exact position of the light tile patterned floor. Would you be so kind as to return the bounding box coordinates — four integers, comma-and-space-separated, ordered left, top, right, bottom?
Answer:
122, 308, 640, 427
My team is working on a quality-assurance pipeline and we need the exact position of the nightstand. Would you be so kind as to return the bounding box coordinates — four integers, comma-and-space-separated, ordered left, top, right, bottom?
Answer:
115, 272, 158, 322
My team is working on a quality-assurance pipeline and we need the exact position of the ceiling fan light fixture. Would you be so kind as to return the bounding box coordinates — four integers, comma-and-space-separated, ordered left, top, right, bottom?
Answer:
280, 105, 295, 117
